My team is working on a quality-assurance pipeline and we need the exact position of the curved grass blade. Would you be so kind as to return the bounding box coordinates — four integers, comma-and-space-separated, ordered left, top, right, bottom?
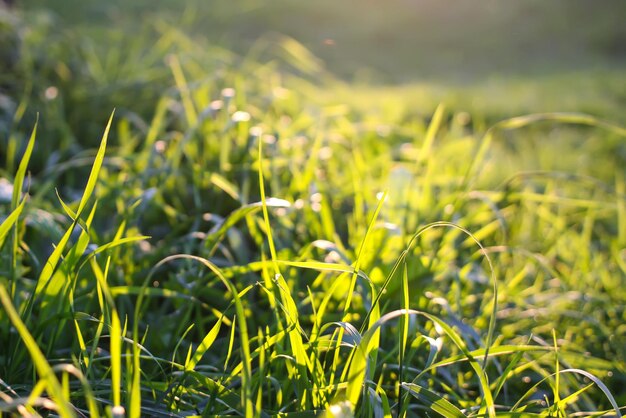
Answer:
362, 221, 498, 375
136, 254, 254, 416
511, 368, 622, 417
347, 309, 495, 417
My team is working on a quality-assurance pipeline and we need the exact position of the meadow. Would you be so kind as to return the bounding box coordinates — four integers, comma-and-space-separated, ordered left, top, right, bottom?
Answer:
1, 2, 626, 417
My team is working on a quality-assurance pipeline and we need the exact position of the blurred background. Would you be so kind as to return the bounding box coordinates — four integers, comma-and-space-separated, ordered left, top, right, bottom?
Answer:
20, 0, 626, 82
1, 0, 625, 149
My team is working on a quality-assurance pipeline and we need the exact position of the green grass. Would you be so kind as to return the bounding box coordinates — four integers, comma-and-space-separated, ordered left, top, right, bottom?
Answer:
1, 3, 626, 417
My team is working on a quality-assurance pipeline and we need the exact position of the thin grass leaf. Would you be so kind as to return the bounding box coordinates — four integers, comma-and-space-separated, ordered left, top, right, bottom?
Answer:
343, 190, 386, 318
167, 54, 197, 127
258, 136, 315, 408
552, 331, 561, 408
51, 364, 100, 418
11, 117, 37, 208
402, 382, 467, 418
0, 285, 75, 418
492, 340, 531, 400
398, 264, 410, 418
77, 111, 114, 216
617, 171, 625, 246
185, 315, 224, 371
511, 369, 622, 417
418, 103, 445, 165
552, 383, 594, 415
34, 112, 114, 300
0, 200, 25, 249
103, 258, 123, 410
9, 116, 37, 277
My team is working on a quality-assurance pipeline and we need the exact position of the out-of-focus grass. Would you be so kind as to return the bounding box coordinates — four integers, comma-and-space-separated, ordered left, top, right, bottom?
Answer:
23, 0, 626, 82
0, 2, 625, 417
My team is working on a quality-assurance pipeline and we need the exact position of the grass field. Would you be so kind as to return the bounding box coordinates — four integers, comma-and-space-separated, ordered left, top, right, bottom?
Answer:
1, 2, 626, 417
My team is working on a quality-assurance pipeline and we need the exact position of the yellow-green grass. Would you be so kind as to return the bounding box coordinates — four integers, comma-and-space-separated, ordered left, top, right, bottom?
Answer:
1, 4, 626, 418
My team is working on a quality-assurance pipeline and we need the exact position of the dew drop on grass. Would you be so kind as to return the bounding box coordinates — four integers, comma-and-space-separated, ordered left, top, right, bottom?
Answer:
311, 193, 323, 203
272, 86, 289, 98
249, 126, 263, 137
232, 111, 251, 122
221, 88, 235, 99
111, 405, 125, 418
319, 146, 333, 160
455, 111, 471, 126
210, 99, 223, 111
376, 124, 390, 137
328, 401, 354, 418
155, 140, 166, 154
263, 134, 277, 144
44, 86, 58, 100
311, 193, 323, 212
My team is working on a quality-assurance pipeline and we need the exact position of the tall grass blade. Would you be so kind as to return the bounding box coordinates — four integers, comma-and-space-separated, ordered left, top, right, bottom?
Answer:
11, 116, 37, 210
34, 111, 114, 300
76, 111, 114, 216
9, 116, 37, 281
258, 136, 315, 407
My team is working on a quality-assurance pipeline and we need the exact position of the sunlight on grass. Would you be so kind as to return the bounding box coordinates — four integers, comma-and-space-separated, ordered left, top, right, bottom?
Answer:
1, 3, 625, 417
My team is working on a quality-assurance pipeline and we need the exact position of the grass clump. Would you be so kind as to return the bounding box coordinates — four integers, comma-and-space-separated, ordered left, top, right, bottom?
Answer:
1, 6, 626, 418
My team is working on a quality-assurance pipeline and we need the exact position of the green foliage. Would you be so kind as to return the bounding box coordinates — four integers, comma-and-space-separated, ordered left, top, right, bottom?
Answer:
1, 4, 625, 418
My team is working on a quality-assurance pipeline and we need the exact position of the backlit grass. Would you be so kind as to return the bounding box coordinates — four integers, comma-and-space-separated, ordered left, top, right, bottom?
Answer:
1, 4, 626, 418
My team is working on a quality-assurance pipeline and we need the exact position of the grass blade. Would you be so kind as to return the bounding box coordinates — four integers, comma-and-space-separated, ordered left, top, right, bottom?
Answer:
0, 285, 75, 418
77, 111, 114, 216
185, 315, 224, 371
402, 382, 467, 418
0, 200, 25, 249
